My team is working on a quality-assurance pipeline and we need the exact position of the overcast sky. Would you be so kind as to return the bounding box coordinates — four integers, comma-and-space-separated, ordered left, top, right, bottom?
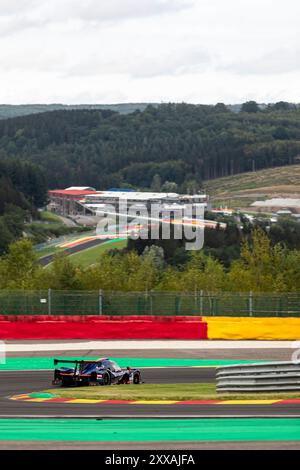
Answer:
0, 0, 299, 104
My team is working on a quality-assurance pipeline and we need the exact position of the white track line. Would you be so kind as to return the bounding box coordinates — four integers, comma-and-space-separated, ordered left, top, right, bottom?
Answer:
5, 340, 295, 352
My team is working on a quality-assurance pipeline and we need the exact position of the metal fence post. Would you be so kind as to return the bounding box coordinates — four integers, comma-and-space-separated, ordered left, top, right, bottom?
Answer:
209, 296, 214, 316
249, 291, 253, 317
25, 292, 28, 315
277, 296, 282, 317
99, 290, 103, 315
149, 291, 153, 316
175, 296, 180, 315
48, 289, 52, 316
214, 297, 218, 316
200, 290, 204, 316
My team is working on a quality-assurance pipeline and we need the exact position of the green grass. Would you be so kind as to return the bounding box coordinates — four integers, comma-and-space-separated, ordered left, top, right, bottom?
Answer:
35, 233, 126, 264
212, 197, 261, 209
43, 383, 300, 401
39, 211, 62, 223
69, 238, 127, 267
35, 246, 62, 259
29, 222, 64, 231
35, 230, 97, 259
39, 237, 127, 267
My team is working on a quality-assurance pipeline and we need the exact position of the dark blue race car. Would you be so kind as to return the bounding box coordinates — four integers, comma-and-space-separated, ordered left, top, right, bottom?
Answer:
52, 358, 142, 387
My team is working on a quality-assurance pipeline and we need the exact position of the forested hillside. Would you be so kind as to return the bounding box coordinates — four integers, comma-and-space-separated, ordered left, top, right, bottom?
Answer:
0, 159, 47, 209
0, 160, 47, 253
0, 102, 299, 191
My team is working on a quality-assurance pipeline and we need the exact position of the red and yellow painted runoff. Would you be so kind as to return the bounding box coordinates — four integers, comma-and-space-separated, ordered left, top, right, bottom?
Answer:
10, 393, 300, 405
3, 314, 300, 340
204, 316, 300, 340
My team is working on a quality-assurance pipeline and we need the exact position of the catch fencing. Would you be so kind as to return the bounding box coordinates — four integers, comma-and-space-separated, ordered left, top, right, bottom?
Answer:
0, 290, 300, 317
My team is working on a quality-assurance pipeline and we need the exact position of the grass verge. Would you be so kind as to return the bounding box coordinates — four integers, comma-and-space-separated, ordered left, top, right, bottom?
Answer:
39, 211, 63, 223
69, 238, 127, 267
36, 237, 127, 265
43, 383, 300, 401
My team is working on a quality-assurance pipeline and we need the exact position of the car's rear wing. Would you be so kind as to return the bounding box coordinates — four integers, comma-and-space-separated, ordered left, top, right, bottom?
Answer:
54, 359, 100, 366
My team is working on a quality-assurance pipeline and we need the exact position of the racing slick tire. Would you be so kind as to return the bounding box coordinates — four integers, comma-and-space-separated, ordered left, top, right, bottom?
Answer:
89, 372, 99, 386
102, 372, 111, 386
133, 372, 141, 384
61, 380, 72, 387
52, 371, 61, 385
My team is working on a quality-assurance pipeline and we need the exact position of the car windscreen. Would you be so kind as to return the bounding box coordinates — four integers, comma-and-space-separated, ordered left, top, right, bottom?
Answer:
109, 361, 122, 372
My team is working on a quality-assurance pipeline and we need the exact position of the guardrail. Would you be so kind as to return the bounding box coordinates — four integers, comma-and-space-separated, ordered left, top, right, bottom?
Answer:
216, 361, 300, 392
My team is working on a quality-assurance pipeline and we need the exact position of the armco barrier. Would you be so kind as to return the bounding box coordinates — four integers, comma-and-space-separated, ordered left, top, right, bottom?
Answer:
203, 316, 300, 340
217, 362, 300, 392
0, 315, 208, 340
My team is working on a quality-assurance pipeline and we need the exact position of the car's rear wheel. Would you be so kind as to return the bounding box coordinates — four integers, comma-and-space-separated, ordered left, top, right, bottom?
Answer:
89, 372, 98, 386
61, 380, 71, 387
133, 372, 141, 384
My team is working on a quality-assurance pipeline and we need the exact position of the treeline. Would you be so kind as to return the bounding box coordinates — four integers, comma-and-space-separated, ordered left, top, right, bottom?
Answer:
2, 228, 300, 293
0, 159, 47, 208
0, 160, 47, 253
0, 103, 152, 120
128, 214, 300, 268
0, 102, 299, 190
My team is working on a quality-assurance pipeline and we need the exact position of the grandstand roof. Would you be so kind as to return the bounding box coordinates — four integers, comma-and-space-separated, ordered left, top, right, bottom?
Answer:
85, 191, 179, 200
49, 189, 98, 197
65, 186, 96, 191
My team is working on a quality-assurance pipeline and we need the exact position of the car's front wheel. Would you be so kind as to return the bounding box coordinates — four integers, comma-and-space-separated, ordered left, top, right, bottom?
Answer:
102, 373, 111, 386
133, 372, 141, 384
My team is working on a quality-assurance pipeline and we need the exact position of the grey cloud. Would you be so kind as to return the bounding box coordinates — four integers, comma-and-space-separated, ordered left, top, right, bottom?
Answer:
63, 47, 211, 79
223, 48, 300, 76
0, 0, 193, 38
56, 0, 193, 22
0, 0, 37, 16
130, 49, 211, 78
0, 0, 41, 37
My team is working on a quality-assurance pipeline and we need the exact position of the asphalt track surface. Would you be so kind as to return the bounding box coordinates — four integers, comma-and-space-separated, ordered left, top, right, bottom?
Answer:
1, 440, 300, 450
2, 355, 300, 449
6, 346, 296, 361
38, 238, 107, 266
2, 368, 300, 419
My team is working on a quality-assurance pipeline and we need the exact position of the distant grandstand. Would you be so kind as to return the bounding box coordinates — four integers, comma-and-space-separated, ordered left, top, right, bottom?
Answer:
48, 187, 210, 217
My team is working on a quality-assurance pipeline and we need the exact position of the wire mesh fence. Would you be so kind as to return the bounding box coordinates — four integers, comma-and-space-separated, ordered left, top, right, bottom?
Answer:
0, 290, 300, 317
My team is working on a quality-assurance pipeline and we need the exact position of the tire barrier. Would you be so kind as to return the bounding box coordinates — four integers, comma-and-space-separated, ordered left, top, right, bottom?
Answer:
217, 361, 300, 393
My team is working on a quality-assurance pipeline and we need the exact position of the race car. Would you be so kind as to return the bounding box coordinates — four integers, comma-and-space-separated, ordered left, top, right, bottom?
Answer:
52, 358, 142, 387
